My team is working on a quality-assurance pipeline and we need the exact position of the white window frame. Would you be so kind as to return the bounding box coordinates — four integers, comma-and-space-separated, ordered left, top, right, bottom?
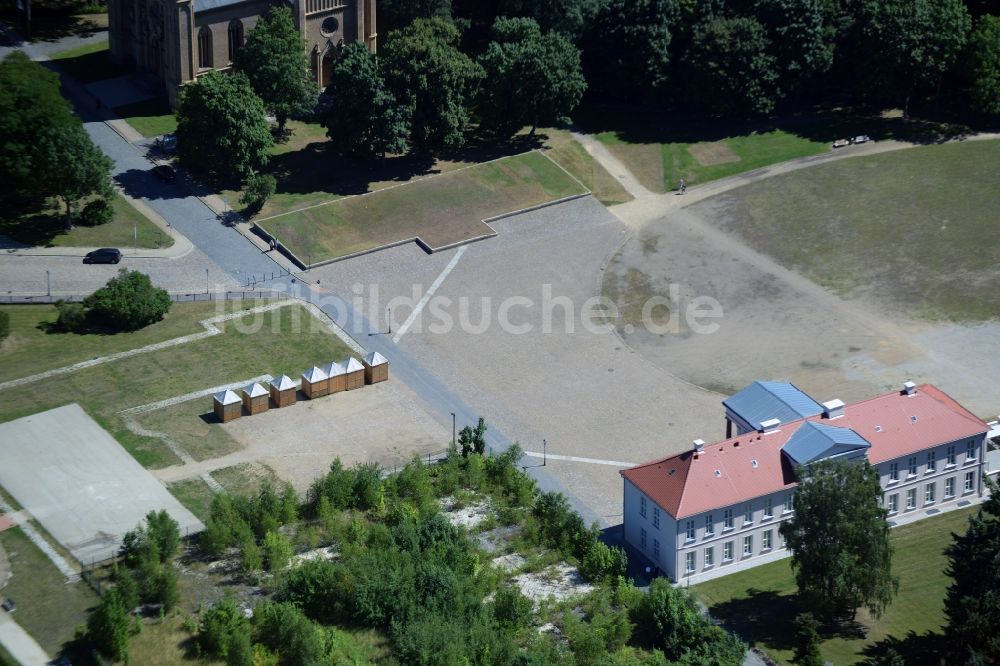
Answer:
907, 456, 917, 477
742, 535, 753, 557
888, 461, 899, 482
704, 546, 714, 568
926, 451, 936, 473
685, 551, 696, 573
965, 471, 975, 492
723, 508, 734, 530
743, 503, 753, 526
723, 541, 733, 562
946, 445, 956, 466
705, 513, 714, 537
888, 493, 898, 514
763, 496, 773, 519
966, 440, 977, 463
925, 483, 935, 505
639, 495, 647, 518
945, 477, 955, 499
906, 488, 916, 510
653, 507, 660, 529
783, 492, 794, 513
685, 520, 695, 542
762, 530, 772, 551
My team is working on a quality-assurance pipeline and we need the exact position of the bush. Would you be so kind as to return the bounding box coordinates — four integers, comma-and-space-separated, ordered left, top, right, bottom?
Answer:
239, 172, 276, 213
83, 269, 171, 331
78, 197, 114, 227
198, 599, 252, 662
579, 539, 628, 583
55, 300, 86, 331
493, 587, 533, 630
0, 311, 9, 343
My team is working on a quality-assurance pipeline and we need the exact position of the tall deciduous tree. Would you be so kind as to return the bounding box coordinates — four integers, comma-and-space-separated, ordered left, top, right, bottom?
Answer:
779, 459, 898, 622
87, 587, 131, 661
496, 0, 601, 39
683, 16, 779, 116
851, 0, 971, 112
233, 5, 315, 133
321, 42, 410, 158
477, 17, 586, 136
176, 71, 272, 180
583, 0, 678, 102
753, 0, 833, 95
378, 0, 452, 32
944, 477, 1000, 664
963, 15, 1000, 115
0, 52, 113, 227
83, 269, 172, 331
381, 18, 484, 153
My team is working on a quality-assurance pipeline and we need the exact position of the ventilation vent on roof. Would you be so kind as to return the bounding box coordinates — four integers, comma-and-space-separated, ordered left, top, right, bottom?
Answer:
875, 425, 883, 432
911, 415, 918, 422
759, 418, 782, 434
714, 470, 722, 477
668, 468, 676, 476
751, 459, 759, 468
822, 399, 845, 419
734, 441, 740, 447
902, 380, 917, 396
693, 439, 706, 453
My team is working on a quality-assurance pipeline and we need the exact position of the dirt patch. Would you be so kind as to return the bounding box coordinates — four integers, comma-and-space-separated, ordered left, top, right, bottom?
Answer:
688, 141, 741, 166
512, 563, 594, 605
492, 553, 527, 573
440, 496, 492, 530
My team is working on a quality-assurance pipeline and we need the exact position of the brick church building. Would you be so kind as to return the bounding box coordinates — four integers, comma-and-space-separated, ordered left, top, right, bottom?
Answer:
108, 0, 376, 106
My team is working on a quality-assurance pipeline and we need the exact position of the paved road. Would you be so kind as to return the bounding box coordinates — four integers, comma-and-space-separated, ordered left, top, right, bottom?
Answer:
0, 612, 49, 666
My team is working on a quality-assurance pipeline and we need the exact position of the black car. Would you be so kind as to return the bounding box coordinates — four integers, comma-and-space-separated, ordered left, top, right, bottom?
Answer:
84, 248, 122, 264
153, 164, 177, 182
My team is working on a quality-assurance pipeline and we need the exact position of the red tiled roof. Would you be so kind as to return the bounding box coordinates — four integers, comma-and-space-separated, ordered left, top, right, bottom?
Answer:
622, 384, 987, 519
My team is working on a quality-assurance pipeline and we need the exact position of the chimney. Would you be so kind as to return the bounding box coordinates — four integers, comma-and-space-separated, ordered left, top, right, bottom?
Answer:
902, 381, 916, 396
822, 399, 845, 419
759, 418, 781, 434
693, 439, 705, 454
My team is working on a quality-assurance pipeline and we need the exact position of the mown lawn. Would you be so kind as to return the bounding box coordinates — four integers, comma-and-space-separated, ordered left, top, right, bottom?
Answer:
716, 139, 1000, 320
114, 96, 178, 138
260, 150, 587, 263
49, 38, 122, 84
0, 302, 353, 468
693, 506, 977, 665
0, 526, 99, 655
0, 195, 170, 249
543, 129, 632, 206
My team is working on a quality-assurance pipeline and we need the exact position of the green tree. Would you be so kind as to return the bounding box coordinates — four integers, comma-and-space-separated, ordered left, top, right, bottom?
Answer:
240, 536, 263, 576
0, 52, 113, 225
88, 587, 131, 661
321, 42, 410, 158
151, 564, 179, 611
964, 15, 1000, 115
478, 17, 586, 136
233, 5, 315, 133
944, 477, 1000, 663
684, 16, 780, 115
379, 0, 453, 32
852, 0, 971, 112
176, 70, 272, 180
198, 599, 252, 662
146, 509, 181, 562
83, 269, 171, 331
239, 172, 276, 215
779, 459, 898, 621
753, 0, 833, 95
254, 602, 328, 666
262, 530, 293, 572
583, 0, 678, 102
381, 18, 484, 153
793, 612, 824, 666
493, 586, 534, 630
496, 0, 601, 39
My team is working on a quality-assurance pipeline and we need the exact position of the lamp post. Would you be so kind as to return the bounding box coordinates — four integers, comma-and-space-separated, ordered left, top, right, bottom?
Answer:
450, 412, 456, 448
387, 307, 391, 335
543, 439, 547, 466
205, 269, 209, 295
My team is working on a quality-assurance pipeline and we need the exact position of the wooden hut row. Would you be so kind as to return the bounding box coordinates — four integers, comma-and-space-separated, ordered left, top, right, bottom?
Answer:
213, 355, 390, 422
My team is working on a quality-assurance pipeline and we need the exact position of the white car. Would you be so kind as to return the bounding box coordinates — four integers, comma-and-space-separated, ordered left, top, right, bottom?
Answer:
851, 135, 871, 144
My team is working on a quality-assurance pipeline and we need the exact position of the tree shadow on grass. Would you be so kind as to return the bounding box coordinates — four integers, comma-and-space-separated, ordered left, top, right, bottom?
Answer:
0, 210, 71, 248
706, 588, 802, 653
860, 630, 947, 665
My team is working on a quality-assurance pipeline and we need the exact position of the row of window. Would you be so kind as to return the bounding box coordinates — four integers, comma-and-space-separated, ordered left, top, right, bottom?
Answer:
197, 20, 245, 70
886, 472, 975, 513
886, 442, 977, 482
683, 493, 794, 541
684, 529, 779, 573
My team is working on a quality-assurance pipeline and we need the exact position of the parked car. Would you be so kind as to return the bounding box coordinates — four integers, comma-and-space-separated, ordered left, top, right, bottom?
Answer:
851, 134, 871, 144
152, 164, 177, 182
158, 133, 177, 153
1, 598, 15, 613
83, 248, 122, 264
832, 138, 851, 148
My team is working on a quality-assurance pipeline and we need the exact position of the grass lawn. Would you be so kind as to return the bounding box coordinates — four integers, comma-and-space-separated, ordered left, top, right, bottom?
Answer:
135, 398, 243, 462
693, 506, 977, 665
114, 97, 178, 138
0, 526, 99, 655
126, 613, 224, 666
543, 129, 632, 206
167, 478, 217, 522
260, 150, 587, 263
716, 139, 1000, 320
0, 195, 170, 249
0, 302, 353, 468
211, 462, 281, 496
49, 38, 122, 84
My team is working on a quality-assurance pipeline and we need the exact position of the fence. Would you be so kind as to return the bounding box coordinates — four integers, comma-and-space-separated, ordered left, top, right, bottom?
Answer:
1, 290, 286, 305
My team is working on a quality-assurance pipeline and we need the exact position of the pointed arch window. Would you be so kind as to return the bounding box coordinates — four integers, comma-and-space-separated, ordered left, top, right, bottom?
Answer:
228, 20, 244, 62
198, 26, 213, 69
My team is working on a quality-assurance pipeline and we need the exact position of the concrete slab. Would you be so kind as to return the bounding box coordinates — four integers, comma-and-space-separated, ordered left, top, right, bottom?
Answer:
0, 404, 204, 565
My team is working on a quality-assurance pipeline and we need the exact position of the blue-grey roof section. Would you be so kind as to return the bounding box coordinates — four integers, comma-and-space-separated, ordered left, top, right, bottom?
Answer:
723, 381, 824, 431
782, 421, 871, 467
196, 0, 250, 11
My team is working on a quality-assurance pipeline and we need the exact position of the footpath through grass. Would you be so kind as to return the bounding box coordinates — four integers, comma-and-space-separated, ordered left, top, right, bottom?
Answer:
260, 150, 588, 263
716, 139, 1000, 321
0, 526, 99, 655
693, 506, 976, 665
0, 302, 353, 468
0, 195, 169, 249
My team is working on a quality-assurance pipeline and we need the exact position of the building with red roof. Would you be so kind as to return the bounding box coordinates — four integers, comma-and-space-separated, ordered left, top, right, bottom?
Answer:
621, 382, 989, 583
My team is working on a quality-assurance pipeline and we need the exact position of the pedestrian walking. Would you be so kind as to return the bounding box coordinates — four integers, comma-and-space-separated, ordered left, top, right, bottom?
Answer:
269, 239, 276, 252
679, 178, 686, 194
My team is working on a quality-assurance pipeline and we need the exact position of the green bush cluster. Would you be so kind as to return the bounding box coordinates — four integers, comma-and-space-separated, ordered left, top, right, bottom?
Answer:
78, 197, 114, 227
81, 269, 171, 332
239, 172, 276, 214
199, 481, 299, 572
0, 311, 9, 344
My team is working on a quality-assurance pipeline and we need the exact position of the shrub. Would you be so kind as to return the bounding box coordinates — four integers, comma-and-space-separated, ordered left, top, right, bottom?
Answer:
579, 539, 627, 583
262, 530, 292, 572
55, 300, 86, 331
493, 587, 533, 630
83, 269, 171, 331
239, 172, 276, 213
198, 599, 252, 662
79, 197, 114, 226
0, 311, 9, 343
